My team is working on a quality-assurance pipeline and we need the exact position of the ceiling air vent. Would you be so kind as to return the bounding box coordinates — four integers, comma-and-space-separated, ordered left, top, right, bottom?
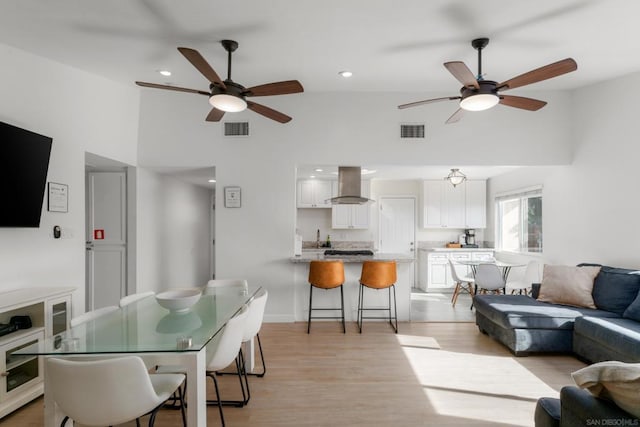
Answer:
400, 123, 425, 140
223, 122, 250, 137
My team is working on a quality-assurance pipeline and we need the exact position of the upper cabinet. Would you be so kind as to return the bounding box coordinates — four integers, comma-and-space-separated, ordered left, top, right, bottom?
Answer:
465, 180, 487, 228
297, 180, 333, 208
422, 180, 486, 228
331, 181, 371, 229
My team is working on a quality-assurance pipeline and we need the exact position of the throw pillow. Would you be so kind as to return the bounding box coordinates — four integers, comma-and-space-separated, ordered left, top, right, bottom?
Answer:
572, 361, 640, 418
537, 265, 601, 308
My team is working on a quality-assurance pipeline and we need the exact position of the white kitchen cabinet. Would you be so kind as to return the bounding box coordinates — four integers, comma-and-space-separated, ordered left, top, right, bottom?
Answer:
424, 250, 493, 291
297, 180, 333, 208
427, 253, 450, 288
331, 181, 370, 229
465, 180, 487, 228
422, 180, 486, 228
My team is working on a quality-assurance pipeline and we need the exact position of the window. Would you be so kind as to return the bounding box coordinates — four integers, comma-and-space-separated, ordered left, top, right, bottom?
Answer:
496, 187, 542, 253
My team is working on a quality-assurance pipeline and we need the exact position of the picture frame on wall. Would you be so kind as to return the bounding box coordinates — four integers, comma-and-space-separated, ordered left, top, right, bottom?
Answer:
224, 186, 241, 208
47, 182, 68, 213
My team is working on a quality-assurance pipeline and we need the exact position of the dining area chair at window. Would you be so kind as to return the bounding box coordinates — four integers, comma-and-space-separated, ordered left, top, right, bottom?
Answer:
473, 263, 506, 298
449, 259, 475, 308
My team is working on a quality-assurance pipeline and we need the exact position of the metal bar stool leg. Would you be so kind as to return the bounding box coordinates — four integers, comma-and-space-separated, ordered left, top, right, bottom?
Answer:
357, 283, 364, 333
307, 283, 313, 334
340, 284, 346, 333
391, 284, 398, 333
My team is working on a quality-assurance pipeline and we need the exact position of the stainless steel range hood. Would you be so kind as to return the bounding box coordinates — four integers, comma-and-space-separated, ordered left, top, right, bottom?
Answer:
330, 166, 374, 205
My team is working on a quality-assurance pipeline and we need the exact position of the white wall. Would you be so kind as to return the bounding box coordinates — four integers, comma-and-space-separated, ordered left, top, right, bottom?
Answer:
486, 72, 640, 270
136, 168, 213, 292
0, 43, 139, 315
137, 89, 572, 320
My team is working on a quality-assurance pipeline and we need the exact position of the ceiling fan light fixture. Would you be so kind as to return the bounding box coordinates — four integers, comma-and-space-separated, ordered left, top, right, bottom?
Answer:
209, 94, 247, 112
460, 93, 499, 111
445, 168, 467, 187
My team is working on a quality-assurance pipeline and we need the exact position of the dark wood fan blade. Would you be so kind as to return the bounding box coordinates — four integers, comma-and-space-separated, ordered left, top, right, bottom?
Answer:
444, 62, 479, 89
178, 47, 226, 89
247, 101, 292, 123
245, 80, 304, 97
398, 96, 460, 109
499, 95, 547, 111
136, 81, 210, 96
446, 108, 465, 124
497, 58, 577, 91
206, 107, 225, 122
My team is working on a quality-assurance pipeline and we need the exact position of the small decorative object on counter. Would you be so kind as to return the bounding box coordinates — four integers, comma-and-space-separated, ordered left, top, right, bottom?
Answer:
317, 229, 321, 248
326, 234, 331, 248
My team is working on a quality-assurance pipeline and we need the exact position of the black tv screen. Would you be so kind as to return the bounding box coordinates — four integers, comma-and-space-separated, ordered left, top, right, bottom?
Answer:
0, 121, 53, 227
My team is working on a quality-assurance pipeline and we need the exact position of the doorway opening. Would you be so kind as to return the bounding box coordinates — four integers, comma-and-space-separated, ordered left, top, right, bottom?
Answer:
85, 153, 134, 311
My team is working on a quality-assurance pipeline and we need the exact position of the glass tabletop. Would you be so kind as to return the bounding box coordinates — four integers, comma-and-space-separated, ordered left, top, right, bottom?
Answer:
15, 286, 261, 356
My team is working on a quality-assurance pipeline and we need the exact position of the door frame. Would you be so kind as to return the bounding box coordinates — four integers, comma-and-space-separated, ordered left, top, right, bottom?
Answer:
84, 153, 136, 312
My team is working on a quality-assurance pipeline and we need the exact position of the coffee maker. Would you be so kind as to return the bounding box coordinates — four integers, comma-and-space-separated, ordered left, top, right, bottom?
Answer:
464, 229, 477, 248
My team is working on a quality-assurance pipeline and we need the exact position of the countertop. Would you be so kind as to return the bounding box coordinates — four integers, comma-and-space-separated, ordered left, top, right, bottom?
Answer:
290, 252, 415, 263
418, 247, 495, 252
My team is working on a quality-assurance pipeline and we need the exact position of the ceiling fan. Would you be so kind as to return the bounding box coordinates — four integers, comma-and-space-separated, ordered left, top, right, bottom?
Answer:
398, 38, 577, 124
136, 40, 304, 123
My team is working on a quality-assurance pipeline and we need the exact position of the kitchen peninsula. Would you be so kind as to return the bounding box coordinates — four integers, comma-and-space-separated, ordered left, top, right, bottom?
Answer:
290, 251, 415, 323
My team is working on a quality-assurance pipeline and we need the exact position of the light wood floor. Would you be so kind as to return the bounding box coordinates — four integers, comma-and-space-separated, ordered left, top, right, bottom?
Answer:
3, 321, 585, 427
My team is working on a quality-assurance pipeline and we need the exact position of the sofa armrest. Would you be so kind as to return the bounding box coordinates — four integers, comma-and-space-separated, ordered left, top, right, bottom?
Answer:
531, 283, 541, 299
560, 386, 639, 426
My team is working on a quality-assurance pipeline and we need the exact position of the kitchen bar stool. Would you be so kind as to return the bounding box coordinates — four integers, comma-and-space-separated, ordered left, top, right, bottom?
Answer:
358, 260, 398, 333
307, 260, 346, 333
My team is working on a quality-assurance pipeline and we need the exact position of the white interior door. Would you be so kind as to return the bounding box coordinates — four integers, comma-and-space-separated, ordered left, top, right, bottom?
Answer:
379, 197, 416, 254
86, 171, 127, 310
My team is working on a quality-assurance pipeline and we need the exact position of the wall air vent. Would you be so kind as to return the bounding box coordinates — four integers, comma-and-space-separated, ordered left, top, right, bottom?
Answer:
223, 122, 250, 137
400, 123, 425, 140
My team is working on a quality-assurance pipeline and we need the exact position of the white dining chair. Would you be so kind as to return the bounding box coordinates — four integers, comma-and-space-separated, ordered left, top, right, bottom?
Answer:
449, 260, 475, 307
218, 288, 269, 406
206, 305, 250, 426
119, 291, 156, 307
506, 260, 540, 295
70, 306, 119, 327
474, 263, 506, 295
46, 356, 186, 427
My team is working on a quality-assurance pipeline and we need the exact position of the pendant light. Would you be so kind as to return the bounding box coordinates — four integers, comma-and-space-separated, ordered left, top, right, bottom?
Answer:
445, 168, 467, 187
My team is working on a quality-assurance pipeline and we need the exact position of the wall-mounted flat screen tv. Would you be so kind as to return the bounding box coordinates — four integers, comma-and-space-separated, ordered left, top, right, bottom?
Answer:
0, 121, 53, 227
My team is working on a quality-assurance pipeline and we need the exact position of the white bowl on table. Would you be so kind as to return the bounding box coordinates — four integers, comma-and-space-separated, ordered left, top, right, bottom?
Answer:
155, 288, 202, 313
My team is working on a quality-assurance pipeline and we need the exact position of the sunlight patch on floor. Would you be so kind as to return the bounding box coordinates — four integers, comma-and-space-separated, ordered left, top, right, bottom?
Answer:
396, 333, 441, 350
401, 344, 558, 426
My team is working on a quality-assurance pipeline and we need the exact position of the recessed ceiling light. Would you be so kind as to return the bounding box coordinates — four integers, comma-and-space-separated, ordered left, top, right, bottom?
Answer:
159, 70, 172, 76
208, 179, 216, 183
310, 175, 316, 179
338, 71, 353, 78
315, 168, 323, 172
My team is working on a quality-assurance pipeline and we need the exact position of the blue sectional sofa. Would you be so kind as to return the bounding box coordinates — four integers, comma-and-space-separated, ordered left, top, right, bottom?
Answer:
473, 264, 640, 362
535, 386, 640, 427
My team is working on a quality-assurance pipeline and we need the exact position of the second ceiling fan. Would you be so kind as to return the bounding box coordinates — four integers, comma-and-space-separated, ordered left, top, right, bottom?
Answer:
136, 40, 303, 123
398, 38, 577, 124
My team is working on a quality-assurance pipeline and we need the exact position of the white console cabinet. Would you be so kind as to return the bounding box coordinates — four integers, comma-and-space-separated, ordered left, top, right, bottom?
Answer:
0, 287, 74, 419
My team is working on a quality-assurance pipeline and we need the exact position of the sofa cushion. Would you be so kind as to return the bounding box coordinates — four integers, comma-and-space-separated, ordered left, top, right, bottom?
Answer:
574, 316, 640, 361
572, 361, 640, 418
473, 295, 619, 330
579, 264, 640, 315
538, 265, 601, 309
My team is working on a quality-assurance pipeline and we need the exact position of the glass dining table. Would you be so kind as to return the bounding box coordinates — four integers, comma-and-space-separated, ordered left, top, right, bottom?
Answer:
15, 285, 262, 427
